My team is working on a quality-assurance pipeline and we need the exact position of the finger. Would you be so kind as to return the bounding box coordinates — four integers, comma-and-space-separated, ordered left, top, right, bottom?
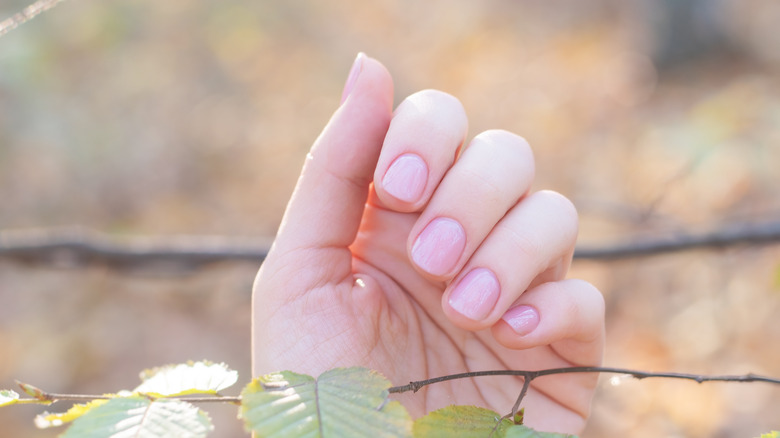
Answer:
442, 190, 578, 329
264, 53, 394, 285
407, 129, 535, 279
372, 90, 468, 211
490, 279, 605, 426
492, 279, 606, 365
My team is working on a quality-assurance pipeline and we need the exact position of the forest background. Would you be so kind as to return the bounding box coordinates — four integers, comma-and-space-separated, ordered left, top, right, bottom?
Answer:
1, 0, 779, 437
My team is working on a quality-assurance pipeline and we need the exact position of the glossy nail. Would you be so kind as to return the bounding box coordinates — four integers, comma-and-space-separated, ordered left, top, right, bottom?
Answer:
448, 268, 500, 321
340, 52, 365, 105
501, 305, 540, 336
411, 217, 466, 276
382, 153, 428, 203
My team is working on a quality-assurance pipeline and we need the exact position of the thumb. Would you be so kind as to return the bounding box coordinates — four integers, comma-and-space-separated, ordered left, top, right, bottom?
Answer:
263, 53, 394, 285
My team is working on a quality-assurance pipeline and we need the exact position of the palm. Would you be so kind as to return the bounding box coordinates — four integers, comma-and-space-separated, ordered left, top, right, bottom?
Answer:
254, 200, 590, 432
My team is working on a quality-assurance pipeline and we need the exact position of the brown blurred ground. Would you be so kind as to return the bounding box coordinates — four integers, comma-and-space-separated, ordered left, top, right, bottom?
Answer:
1, 0, 779, 436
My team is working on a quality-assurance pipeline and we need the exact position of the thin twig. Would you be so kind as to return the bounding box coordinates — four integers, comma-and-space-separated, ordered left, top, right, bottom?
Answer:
13, 379, 243, 404
1, 222, 779, 272
388, 366, 780, 394
388, 366, 780, 419
13, 367, 779, 414
0, 0, 68, 37
16, 391, 242, 404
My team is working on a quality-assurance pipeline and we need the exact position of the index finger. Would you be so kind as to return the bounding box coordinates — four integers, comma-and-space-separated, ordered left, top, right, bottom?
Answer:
372, 89, 468, 212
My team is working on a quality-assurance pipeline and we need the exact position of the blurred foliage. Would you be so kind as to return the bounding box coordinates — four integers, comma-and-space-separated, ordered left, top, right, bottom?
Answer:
0, 0, 779, 437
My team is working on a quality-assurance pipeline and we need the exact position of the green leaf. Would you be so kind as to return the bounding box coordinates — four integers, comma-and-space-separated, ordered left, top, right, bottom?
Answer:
241, 367, 412, 438
134, 360, 238, 397
759, 432, 780, 438
34, 399, 109, 429
60, 395, 213, 438
413, 406, 575, 438
0, 389, 20, 407
502, 425, 576, 438
1, 387, 53, 406
413, 405, 513, 437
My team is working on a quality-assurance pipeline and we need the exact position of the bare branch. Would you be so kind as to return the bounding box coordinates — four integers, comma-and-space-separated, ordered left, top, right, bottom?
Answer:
388, 366, 780, 394
0, 227, 270, 271
574, 221, 780, 259
12, 366, 779, 410
1, 222, 779, 272
0, 0, 68, 37
14, 379, 242, 404
388, 366, 780, 419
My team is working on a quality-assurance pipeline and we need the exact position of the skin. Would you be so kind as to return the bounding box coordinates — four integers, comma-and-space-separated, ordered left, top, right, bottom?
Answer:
251, 54, 605, 435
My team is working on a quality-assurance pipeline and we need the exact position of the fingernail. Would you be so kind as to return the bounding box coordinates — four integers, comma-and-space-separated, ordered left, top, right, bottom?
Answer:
382, 154, 428, 203
502, 305, 540, 336
448, 268, 500, 321
340, 52, 365, 105
411, 217, 466, 276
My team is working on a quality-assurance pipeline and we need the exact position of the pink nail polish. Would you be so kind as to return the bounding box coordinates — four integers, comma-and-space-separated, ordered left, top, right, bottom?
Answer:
382, 154, 428, 203
340, 52, 365, 105
448, 268, 500, 321
411, 217, 466, 276
502, 305, 540, 336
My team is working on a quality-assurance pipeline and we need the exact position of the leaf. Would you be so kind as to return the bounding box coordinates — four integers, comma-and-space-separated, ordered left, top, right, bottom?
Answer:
413, 405, 513, 437
0, 389, 20, 407
413, 406, 576, 438
134, 360, 238, 397
240, 367, 412, 438
60, 395, 213, 438
759, 432, 780, 438
502, 425, 576, 438
34, 399, 109, 429
1, 387, 53, 406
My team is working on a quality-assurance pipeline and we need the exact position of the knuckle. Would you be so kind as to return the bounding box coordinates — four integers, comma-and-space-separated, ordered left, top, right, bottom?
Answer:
565, 279, 606, 337
465, 130, 535, 186
472, 130, 533, 160
402, 89, 466, 120
535, 190, 579, 235
393, 90, 467, 144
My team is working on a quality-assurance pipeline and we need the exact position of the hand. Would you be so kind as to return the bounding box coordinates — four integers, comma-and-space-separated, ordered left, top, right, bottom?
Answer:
251, 54, 605, 434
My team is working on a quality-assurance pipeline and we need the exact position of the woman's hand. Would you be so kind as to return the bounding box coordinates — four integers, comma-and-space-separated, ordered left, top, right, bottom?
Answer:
252, 53, 604, 434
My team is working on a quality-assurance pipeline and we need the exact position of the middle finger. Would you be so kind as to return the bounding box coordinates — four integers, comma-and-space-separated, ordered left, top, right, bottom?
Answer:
407, 129, 535, 280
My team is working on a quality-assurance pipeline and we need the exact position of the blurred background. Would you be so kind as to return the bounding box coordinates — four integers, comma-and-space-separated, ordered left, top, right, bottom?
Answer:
1, 0, 779, 436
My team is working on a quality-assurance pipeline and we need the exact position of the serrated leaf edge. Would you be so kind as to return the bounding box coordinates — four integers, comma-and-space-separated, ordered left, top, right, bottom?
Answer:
135, 360, 238, 397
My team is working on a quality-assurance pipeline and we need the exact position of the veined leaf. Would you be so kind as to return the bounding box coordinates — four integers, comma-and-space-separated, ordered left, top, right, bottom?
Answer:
60, 395, 213, 438
134, 360, 238, 397
241, 367, 412, 438
0, 389, 20, 407
413, 405, 513, 437
35, 399, 109, 429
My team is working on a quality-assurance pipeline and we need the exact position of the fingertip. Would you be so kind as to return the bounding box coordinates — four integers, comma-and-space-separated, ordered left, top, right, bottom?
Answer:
372, 89, 468, 212
340, 53, 394, 112
490, 280, 605, 359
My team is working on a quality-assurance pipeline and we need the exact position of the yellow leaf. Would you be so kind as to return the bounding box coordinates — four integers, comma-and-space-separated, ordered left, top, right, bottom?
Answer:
34, 399, 109, 429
